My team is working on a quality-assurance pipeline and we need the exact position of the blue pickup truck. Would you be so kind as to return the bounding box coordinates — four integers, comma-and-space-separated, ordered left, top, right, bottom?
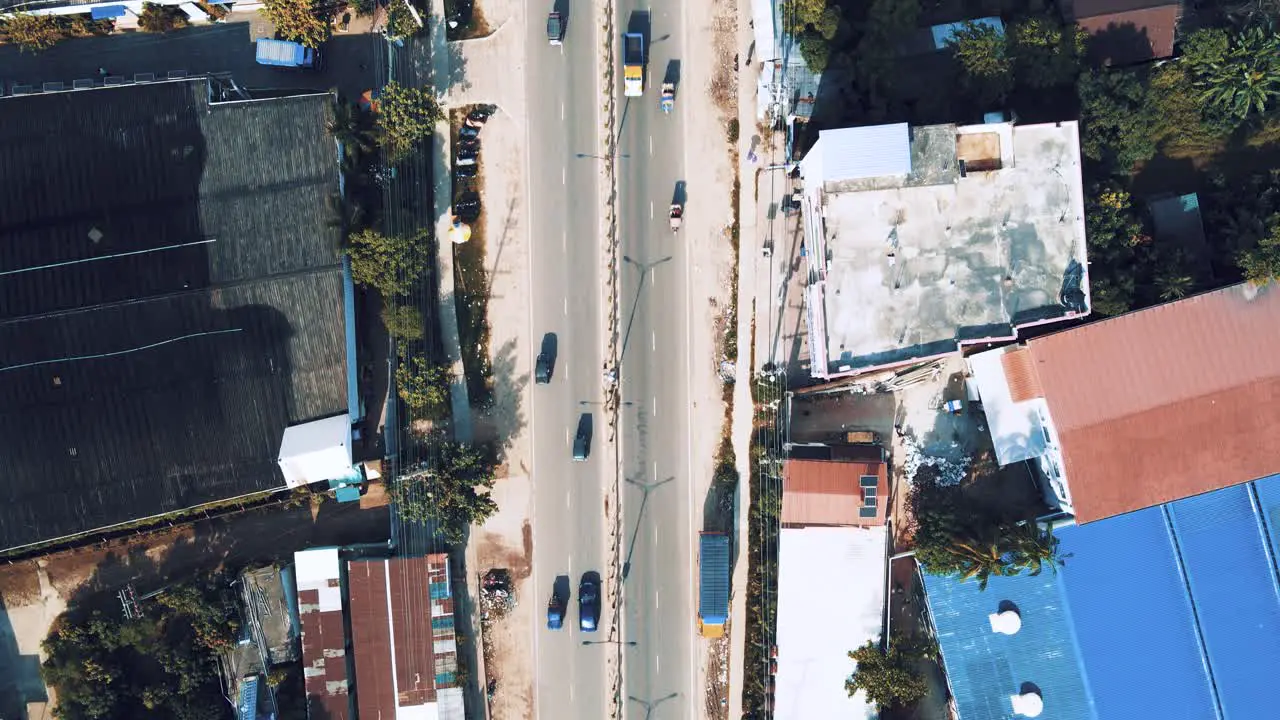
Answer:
255, 38, 319, 69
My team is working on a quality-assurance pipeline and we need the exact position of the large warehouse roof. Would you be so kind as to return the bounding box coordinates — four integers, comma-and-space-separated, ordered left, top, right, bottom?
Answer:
924, 473, 1280, 720
0, 79, 347, 552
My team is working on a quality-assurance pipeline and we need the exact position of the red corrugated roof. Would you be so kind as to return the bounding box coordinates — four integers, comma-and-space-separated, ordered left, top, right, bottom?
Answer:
1028, 282, 1280, 522
348, 557, 449, 714
783, 458, 888, 526
1074, 4, 1179, 64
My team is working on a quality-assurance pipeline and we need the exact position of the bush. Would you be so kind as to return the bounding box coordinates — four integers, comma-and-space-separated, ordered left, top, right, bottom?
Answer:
381, 305, 425, 342
345, 228, 430, 297
726, 118, 740, 145
386, 0, 422, 39
396, 355, 452, 418
139, 3, 190, 32
0, 13, 65, 52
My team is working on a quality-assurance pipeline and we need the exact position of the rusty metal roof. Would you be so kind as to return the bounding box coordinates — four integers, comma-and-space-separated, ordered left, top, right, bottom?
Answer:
783, 458, 888, 526
1028, 282, 1280, 523
348, 555, 457, 716
297, 586, 350, 720
1075, 4, 1180, 64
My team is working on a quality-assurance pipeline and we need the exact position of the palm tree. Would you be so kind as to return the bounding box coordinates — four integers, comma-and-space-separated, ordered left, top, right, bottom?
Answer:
327, 101, 379, 169
1156, 272, 1194, 301
1196, 23, 1280, 119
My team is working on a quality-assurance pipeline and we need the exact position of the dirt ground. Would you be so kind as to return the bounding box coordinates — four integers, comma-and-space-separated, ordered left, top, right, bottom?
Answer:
0, 499, 390, 713
473, 475, 536, 719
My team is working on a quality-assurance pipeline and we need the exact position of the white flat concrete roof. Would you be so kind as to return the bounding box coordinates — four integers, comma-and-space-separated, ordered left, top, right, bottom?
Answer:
278, 414, 352, 488
805, 121, 1089, 376
968, 347, 1049, 465
776, 526, 888, 720
295, 548, 341, 585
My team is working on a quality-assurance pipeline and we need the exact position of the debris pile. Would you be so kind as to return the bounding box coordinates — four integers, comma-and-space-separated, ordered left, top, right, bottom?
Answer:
900, 434, 968, 487
480, 568, 515, 620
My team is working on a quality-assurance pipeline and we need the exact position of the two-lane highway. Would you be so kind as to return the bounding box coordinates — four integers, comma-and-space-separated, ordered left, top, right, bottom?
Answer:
615, 1, 697, 718
525, 3, 611, 718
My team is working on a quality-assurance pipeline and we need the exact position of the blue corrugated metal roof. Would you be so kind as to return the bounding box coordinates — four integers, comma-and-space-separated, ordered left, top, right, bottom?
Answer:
1167, 483, 1280, 718
237, 675, 260, 720
927, 473, 1280, 720
923, 569, 1096, 720
1057, 510, 1218, 720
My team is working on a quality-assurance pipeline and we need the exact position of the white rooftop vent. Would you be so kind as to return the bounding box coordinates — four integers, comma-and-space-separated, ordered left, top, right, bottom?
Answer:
1010, 691, 1044, 717
988, 609, 1022, 635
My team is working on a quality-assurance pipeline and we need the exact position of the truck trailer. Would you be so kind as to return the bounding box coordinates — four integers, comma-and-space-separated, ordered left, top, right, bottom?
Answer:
698, 532, 731, 638
622, 32, 645, 97
255, 38, 318, 69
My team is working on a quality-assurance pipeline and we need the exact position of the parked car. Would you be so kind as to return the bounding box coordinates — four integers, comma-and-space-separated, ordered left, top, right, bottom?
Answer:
454, 165, 478, 180
455, 196, 481, 223
459, 124, 480, 139
578, 572, 600, 632
572, 413, 592, 461
457, 137, 480, 154
468, 105, 494, 122
535, 333, 557, 384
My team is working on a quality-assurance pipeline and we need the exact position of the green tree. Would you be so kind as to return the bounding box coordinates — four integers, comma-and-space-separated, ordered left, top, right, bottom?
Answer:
797, 34, 832, 72
845, 633, 936, 711
1193, 24, 1280, 120
948, 21, 1013, 101
42, 579, 236, 720
1079, 69, 1157, 174
785, 0, 840, 40
345, 228, 428, 296
390, 441, 498, 542
1239, 219, 1280, 285
1084, 184, 1149, 315
396, 355, 452, 417
0, 12, 65, 51
387, 0, 423, 39
854, 0, 919, 88
378, 81, 445, 163
139, 3, 190, 32
382, 304, 424, 341
1155, 270, 1195, 301
1009, 17, 1083, 89
261, 0, 328, 48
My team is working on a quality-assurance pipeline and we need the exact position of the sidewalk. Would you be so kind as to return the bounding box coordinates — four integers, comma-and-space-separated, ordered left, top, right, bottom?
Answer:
428, 0, 475, 445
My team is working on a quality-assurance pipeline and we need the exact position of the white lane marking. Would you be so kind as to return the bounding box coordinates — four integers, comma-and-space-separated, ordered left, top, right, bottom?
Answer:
650, 201, 654, 219
656, 655, 661, 673
566, 490, 571, 509
653, 461, 659, 481
562, 232, 567, 251
561, 102, 565, 120
566, 429, 572, 445
653, 395, 658, 417
562, 166, 567, 185
653, 525, 659, 544
569, 683, 575, 701
652, 331, 656, 352
564, 297, 569, 315
649, 136, 653, 155
655, 589, 660, 609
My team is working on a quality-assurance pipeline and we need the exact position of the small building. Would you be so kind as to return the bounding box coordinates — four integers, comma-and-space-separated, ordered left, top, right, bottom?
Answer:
1064, 0, 1181, 66
347, 555, 465, 720
239, 565, 301, 667
776, 526, 888, 720
294, 548, 351, 720
923, 473, 1280, 720
797, 120, 1089, 380
783, 445, 889, 527
967, 281, 1280, 524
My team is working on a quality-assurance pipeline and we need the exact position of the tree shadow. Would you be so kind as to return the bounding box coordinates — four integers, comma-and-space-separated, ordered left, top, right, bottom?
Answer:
480, 337, 528, 465
446, 39, 471, 94
1084, 21, 1160, 68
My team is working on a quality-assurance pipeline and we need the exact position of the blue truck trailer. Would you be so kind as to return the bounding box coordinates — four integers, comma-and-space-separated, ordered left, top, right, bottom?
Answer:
698, 532, 731, 637
255, 38, 318, 68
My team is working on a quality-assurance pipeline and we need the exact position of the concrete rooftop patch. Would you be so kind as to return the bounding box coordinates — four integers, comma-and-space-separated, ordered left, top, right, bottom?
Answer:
801, 121, 1089, 378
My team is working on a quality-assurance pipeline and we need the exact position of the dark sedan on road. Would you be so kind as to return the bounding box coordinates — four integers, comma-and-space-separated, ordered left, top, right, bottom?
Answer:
578, 572, 600, 632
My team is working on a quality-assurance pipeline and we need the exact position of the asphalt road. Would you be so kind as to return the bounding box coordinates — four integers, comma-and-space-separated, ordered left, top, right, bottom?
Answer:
614, 1, 696, 718
524, 4, 610, 719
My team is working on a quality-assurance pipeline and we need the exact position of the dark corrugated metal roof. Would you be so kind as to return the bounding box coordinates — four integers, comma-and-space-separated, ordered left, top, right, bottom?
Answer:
1028, 282, 1280, 523
0, 80, 346, 552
